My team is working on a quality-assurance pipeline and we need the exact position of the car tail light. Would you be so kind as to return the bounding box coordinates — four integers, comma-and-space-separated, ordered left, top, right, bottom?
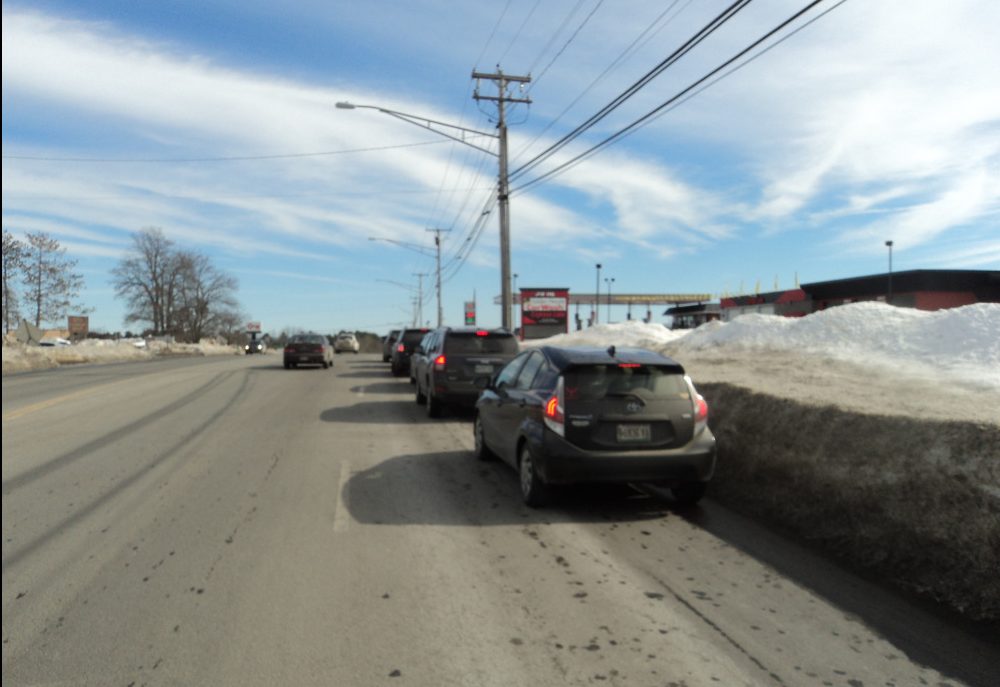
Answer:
284, 346, 293, 353
694, 394, 709, 429
475, 330, 489, 337
434, 354, 446, 371
543, 376, 566, 437
397, 343, 405, 352
618, 363, 641, 368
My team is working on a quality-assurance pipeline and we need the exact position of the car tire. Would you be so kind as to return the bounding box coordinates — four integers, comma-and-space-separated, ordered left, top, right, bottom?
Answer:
322, 360, 328, 369
519, 444, 549, 508
671, 482, 707, 507
473, 414, 495, 461
426, 391, 442, 418
284, 362, 290, 369
415, 381, 426, 405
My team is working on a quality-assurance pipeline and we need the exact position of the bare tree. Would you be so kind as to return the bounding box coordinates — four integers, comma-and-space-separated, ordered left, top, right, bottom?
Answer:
2, 229, 26, 333
112, 228, 241, 342
171, 250, 240, 342
21, 232, 85, 328
111, 228, 177, 335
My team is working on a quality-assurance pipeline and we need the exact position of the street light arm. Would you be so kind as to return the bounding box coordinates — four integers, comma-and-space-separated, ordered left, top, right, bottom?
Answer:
337, 101, 499, 156
369, 236, 436, 257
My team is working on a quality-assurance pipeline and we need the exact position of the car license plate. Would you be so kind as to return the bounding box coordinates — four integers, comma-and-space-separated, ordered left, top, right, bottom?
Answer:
474, 364, 493, 374
617, 424, 651, 442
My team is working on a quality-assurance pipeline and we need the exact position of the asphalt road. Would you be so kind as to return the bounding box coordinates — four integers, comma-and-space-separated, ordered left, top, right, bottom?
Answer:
3, 353, 997, 686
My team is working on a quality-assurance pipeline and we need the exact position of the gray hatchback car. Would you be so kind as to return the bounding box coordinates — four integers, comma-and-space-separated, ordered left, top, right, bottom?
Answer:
474, 345, 716, 507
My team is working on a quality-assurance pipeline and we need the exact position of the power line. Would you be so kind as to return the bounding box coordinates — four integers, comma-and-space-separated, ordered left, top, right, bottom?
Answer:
474, 0, 514, 68
509, 0, 755, 182
512, 0, 690, 161
498, 0, 543, 65
527, 0, 605, 93
1, 139, 453, 163
513, 0, 840, 195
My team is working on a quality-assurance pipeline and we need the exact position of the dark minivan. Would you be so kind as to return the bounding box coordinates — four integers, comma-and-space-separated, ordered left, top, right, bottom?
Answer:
474, 346, 716, 507
389, 327, 430, 377
412, 327, 519, 417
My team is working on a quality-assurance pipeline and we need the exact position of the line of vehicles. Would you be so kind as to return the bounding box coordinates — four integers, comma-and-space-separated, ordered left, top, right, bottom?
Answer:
380, 326, 717, 508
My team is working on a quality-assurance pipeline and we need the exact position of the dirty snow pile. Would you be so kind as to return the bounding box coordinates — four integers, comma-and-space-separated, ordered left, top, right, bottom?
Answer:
2, 337, 239, 374
529, 302, 1000, 391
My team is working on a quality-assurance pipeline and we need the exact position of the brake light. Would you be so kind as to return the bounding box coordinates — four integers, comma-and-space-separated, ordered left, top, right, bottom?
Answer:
434, 354, 446, 370
694, 394, 709, 435
397, 343, 405, 352
475, 330, 489, 337
543, 377, 566, 437
618, 363, 641, 368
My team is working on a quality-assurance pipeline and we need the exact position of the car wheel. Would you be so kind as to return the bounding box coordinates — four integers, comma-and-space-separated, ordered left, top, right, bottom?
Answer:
415, 381, 426, 405
519, 444, 549, 507
671, 482, 707, 507
473, 414, 495, 461
284, 362, 290, 369
426, 391, 442, 418
321, 360, 328, 369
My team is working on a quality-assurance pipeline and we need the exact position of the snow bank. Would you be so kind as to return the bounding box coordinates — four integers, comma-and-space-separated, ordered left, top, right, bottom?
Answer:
2, 338, 240, 374
525, 302, 1000, 391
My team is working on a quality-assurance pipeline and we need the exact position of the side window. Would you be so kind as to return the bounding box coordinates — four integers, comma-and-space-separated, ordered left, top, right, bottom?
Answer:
495, 352, 529, 389
531, 358, 559, 392
513, 351, 544, 390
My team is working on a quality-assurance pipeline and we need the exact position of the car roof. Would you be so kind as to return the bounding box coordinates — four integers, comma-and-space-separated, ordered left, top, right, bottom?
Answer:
537, 345, 685, 373
438, 326, 514, 336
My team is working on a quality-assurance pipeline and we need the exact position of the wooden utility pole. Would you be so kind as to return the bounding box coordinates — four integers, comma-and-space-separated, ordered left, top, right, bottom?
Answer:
472, 68, 531, 331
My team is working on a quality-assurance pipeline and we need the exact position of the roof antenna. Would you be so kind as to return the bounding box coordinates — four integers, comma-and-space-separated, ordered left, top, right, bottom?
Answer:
607, 345, 616, 358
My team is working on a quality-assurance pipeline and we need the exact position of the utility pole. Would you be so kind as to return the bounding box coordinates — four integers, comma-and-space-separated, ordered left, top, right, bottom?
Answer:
412, 272, 427, 327
473, 67, 531, 331
426, 228, 450, 327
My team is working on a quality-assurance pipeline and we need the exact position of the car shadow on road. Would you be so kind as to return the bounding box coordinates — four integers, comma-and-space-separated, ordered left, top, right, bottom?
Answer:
343, 450, 676, 527
320, 400, 419, 423
348, 382, 411, 395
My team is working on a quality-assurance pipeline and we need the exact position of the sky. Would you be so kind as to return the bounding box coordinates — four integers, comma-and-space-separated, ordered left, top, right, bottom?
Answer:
3, 0, 999, 335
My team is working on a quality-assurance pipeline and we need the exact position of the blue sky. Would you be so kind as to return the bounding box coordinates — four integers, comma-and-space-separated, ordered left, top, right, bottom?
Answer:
3, 0, 999, 335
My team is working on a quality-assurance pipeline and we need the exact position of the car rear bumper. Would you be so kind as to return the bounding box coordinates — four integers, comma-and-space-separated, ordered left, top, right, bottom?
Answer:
534, 429, 717, 485
285, 355, 326, 365
433, 386, 481, 407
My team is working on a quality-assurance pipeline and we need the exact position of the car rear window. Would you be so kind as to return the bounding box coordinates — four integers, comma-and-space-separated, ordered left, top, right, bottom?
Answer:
563, 365, 689, 401
401, 330, 429, 344
444, 333, 518, 355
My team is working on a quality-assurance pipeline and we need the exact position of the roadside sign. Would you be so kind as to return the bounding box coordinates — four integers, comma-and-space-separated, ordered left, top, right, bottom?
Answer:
246, 321, 262, 333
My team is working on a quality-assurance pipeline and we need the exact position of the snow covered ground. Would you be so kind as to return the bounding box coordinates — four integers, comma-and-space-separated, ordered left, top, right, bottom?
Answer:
526, 302, 1000, 426
1, 337, 239, 374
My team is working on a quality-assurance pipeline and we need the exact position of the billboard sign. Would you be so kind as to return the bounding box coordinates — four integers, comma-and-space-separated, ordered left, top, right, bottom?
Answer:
520, 288, 569, 340
67, 315, 89, 340
246, 321, 262, 333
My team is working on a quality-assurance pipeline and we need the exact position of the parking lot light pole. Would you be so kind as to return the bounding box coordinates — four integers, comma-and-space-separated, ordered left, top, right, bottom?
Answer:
594, 264, 602, 325
604, 277, 615, 323
885, 240, 894, 304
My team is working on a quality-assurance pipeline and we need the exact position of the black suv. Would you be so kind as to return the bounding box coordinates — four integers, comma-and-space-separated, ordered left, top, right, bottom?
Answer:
474, 346, 716, 507
412, 327, 519, 417
389, 327, 430, 377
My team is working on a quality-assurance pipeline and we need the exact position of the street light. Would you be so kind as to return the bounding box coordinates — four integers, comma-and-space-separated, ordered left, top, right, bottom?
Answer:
594, 263, 602, 325
885, 240, 894, 305
340, 99, 520, 329
375, 277, 424, 326
604, 277, 615, 323
370, 236, 440, 325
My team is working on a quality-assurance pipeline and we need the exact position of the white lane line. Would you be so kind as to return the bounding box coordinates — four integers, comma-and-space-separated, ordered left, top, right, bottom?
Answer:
333, 460, 352, 534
